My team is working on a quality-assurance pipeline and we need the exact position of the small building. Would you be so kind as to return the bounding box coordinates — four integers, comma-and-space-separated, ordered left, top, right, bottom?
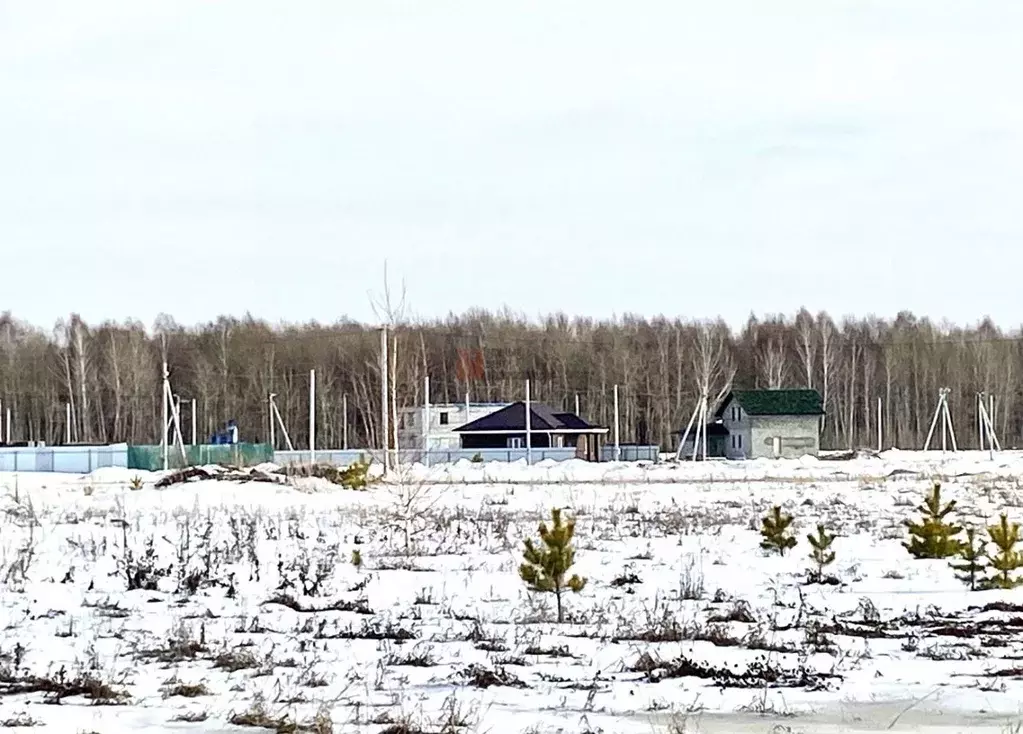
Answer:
716, 389, 824, 459
397, 402, 511, 451
675, 420, 729, 459
454, 401, 608, 461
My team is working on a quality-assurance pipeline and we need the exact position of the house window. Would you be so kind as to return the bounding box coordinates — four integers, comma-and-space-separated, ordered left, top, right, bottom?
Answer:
737, 434, 743, 449
439, 412, 449, 425
731, 406, 740, 421
508, 437, 523, 449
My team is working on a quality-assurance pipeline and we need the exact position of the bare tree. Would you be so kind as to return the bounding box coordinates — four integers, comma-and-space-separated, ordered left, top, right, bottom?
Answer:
691, 320, 736, 406
794, 308, 816, 389
2, 306, 1023, 454
817, 312, 838, 432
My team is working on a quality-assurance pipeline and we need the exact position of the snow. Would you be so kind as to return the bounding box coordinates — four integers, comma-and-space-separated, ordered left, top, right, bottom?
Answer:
2, 452, 1023, 733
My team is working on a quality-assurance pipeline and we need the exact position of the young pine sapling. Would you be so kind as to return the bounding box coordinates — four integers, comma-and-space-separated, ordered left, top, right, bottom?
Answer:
519, 508, 586, 624
984, 514, 1023, 590
949, 527, 986, 591
760, 506, 797, 556
903, 482, 963, 559
806, 524, 837, 584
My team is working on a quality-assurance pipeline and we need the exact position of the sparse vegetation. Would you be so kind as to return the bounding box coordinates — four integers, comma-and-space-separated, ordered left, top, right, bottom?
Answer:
163, 681, 210, 698
7, 455, 1023, 733
229, 695, 297, 732
0, 713, 40, 727
0, 666, 129, 704
280, 460, 371, 489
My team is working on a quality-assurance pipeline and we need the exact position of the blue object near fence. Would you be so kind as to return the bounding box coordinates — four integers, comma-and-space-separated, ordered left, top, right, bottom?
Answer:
210, 419, 240, 445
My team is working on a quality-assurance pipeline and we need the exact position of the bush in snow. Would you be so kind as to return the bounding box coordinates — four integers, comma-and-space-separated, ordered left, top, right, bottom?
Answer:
759, 506, 797, 556
950, 527, 986, 591
338, 459, 371, 489
903, 483, 963, 560
806, 524, 837, 584
519, 508, 586, 624
984, 513, 1023, 590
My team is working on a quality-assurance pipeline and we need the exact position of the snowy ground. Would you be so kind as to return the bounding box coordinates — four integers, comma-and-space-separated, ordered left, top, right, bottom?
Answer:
3, 452, 1023, 733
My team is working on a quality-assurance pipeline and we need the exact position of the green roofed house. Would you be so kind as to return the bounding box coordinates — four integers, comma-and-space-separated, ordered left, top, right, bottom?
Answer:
715, 389, 824, 459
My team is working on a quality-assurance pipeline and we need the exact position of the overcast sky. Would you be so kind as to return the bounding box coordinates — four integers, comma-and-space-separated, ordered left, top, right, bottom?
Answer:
2, 0, 1022, 330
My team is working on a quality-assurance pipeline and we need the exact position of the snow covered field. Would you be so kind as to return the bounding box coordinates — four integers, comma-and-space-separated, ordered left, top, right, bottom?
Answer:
3, 452, 1023, 733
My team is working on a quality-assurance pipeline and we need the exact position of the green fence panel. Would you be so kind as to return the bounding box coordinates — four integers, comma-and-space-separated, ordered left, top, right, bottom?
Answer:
127, 443, 273, 470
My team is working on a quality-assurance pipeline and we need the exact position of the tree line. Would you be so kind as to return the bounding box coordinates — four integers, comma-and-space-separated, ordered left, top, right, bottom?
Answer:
0, 309, 1018, 451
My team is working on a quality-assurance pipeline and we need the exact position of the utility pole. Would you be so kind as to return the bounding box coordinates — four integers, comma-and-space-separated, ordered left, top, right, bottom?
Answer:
877, 396, 882, 452
525, 378, 532, 465
161, 361, 169, 470
424, 375, 431, 468
342, 393, 348, 450
309, 369, 316, 464
613, 384, 621, 461
269, 393, 276, 449
380, 326, 390, 474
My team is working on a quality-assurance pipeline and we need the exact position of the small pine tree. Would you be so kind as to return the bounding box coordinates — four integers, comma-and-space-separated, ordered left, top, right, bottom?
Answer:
984, 514, 1023, 590
339, 459, 370, 489
807, 524, 837, 583
519, 508, 586, 623
760, 506, 797, 556
949, 527, 986, 590
350, 549, 363, 571
903, 483, 963, 559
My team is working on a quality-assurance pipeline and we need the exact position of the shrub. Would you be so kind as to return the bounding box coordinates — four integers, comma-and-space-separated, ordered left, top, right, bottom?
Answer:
519, 508, 586, 623
950, 527, 986, 591
759, 506, 796, 556
338, 459, 370, 489
903, 483, 963, 559
470, 453, 484, 463
984, 514, 1023, 590
806, 524, 836, 583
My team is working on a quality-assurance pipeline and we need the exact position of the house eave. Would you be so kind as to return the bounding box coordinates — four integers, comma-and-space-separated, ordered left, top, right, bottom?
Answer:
455, 428, 609, 435
747, 411, 825, 417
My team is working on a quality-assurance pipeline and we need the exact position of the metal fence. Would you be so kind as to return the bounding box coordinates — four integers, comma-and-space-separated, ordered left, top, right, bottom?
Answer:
127, 443, 273, 470
274, 446, 660, 467
274, 448, 582, 467
274, 449, 383, 467
599, 445, 661, 462
0, 444, 129, 473
0, 443, 661, 473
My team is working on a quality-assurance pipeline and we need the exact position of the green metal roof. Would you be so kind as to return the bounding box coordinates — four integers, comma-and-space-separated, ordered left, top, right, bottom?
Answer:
717, 389, 824, 417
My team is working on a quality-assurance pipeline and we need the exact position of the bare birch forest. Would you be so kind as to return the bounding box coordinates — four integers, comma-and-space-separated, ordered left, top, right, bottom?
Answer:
0, 309, 1018, 451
